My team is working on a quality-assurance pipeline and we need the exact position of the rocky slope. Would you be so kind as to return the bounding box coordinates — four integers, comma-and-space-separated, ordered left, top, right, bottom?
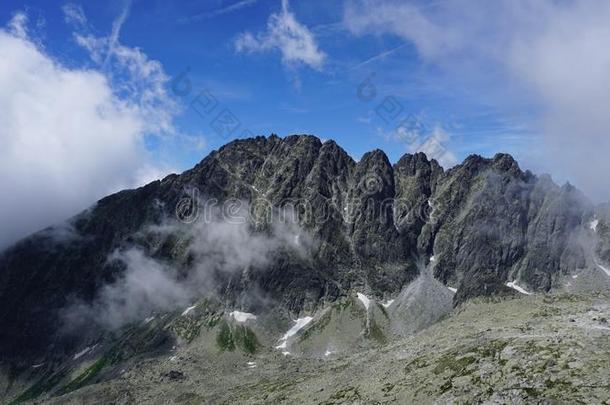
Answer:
0, 134, 609, 403
30, 292, 610, 404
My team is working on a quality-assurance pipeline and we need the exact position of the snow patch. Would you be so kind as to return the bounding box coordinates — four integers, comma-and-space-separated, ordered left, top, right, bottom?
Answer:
169, 356, 177, 362
572, 274, 579, 279
32, 363, 44, 369
447, 286, 457, 293
143, 316, 155, 324
596, 262, 610, 277
430, 256, 436, 262
229, 311, 257, 323
324, 349, 334, 357
590, 219, 599, 232
382, 299, 395, 308
73, 346, 94, 360
357, 293, 371, 310
247, 361, 257, 368
428, 199, 436, 222
276, 316, 313, 350
181, 305, 197, 316
73, 348, 89, 360
506, 281, 531, 295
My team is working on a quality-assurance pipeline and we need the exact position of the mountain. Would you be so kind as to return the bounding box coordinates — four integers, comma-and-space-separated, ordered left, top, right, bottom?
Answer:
1, 134, 609, 403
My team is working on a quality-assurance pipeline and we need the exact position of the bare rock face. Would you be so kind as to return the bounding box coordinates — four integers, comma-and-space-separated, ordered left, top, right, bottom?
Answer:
0, 134, 601, 369
388, 269, 454, 336
393, 152, 442, 255
433, 157, 593, 303
595, 202, 610, 262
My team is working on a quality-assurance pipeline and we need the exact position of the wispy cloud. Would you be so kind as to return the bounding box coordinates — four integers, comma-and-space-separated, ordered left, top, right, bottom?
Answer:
62, 3, 87, 26
7, 11, 27, 38
234, 0, 326, 70
377, 115, 458, 168
105, 0, 131, 67
180, 0, 258, 23
72, 1, 178, 136
350, 43, 408, 70
63, 204, 314, 330
344, 0, 610, 200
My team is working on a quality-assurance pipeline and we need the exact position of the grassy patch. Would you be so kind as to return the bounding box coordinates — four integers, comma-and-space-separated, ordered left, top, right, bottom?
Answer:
404, 356, 429, 373
299, 311, 331, 342
323, 386, 361, 403
9, 369, 69, 404
367, 320, 388, 345
216, 320, 235, 352
56, 344, 122, 396
433, 353, 476, 376
215, 321, 259, 354
476, 339, 509, 363
234, 325, 259, 354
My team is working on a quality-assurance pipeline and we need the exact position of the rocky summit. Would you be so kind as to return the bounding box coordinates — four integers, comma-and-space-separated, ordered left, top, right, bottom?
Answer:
1, 134, 609, 404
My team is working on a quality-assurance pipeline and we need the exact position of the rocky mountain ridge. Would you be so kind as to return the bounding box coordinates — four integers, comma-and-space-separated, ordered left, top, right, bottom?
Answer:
0, 134, 609, 403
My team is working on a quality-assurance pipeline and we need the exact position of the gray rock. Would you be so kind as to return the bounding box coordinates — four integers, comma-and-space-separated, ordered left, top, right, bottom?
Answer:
0, 134, 602, 372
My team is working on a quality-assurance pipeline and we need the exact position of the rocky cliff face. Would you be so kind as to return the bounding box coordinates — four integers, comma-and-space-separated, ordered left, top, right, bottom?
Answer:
0, 134, 603, 373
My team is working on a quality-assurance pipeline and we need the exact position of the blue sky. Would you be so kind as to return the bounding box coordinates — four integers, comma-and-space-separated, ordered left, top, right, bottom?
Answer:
1, 0, 610, 247
0, 0, 535, 169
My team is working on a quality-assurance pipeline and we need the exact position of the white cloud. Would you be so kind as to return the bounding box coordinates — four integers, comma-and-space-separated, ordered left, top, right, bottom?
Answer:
7, 11, 28, 38
344, 0, 610, 201
0, 11, 181, 249
75, 32, 178, 135
63, 204, 315, 330
68, 1, 178, 136
344, 1, 462, 62
379, 119, 458, 168
414, 127, 458, 168
62, 4, 87, 26
235, 0, 326, 69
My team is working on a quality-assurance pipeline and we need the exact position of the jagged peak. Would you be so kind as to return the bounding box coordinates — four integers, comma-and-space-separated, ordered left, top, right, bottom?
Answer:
447, 152, 527, 179
218, 134, 274, 152
359, 149, 392, 168
318, 138, 356, 165
214, 134, 326, 161
491, 153, 522, 173
394, 152, 442, 177
281, 134, 323, 148
462, 153, 488, 166
395, 151, 428, 166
